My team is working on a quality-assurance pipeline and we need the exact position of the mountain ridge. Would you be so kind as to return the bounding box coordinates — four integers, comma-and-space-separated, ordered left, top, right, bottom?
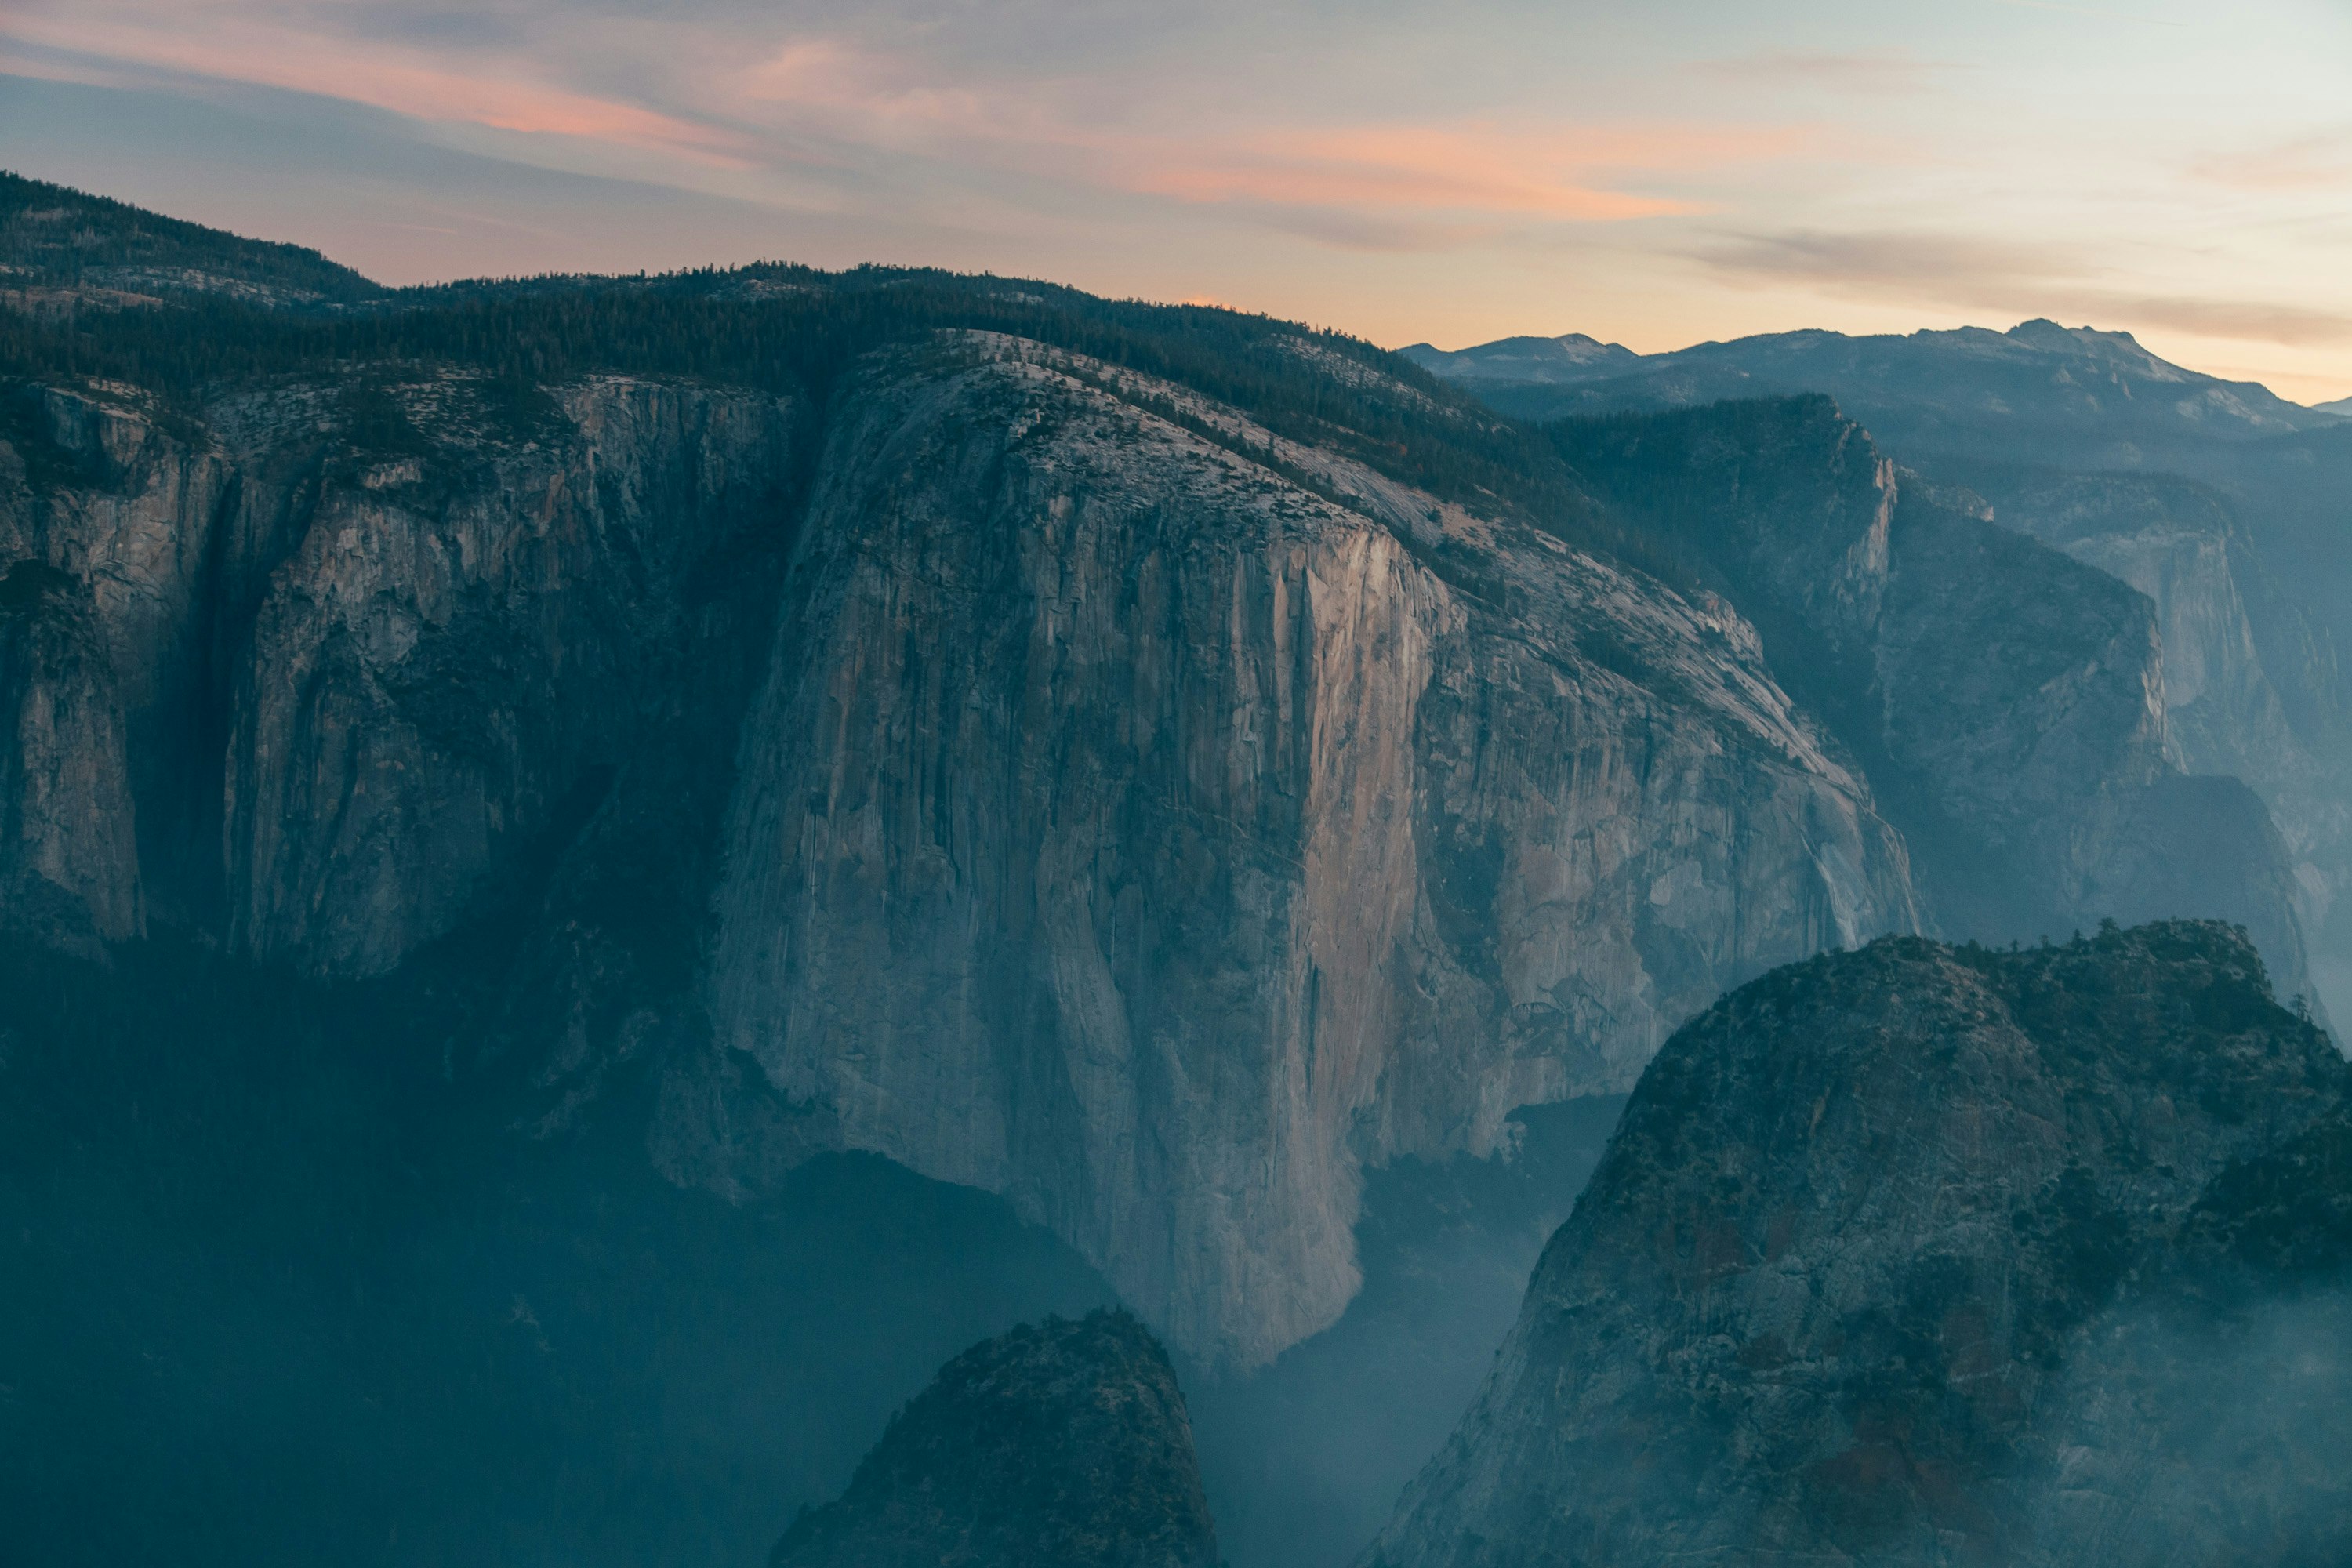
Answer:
1, 168, 385, 309
3, 186, 1926, 1370
1399, 318, 2336, 438
1392, 332, 1638, 383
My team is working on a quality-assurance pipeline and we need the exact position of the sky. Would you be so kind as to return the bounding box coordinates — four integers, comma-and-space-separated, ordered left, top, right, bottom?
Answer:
3, 1, 2350, 402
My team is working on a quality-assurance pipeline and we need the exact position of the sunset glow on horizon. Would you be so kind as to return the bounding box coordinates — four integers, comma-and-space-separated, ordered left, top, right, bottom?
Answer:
4, 0, 2349, 401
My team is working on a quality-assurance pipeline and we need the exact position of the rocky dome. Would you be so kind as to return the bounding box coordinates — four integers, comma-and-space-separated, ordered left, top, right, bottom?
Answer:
772, 1309, 1221, 1568
1368, 921, 2352, 1567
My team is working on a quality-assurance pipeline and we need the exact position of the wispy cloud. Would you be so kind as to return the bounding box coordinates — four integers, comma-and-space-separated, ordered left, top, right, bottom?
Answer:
1196, 204, 1513, 253
1700, 228, 2082, 289
2191, 132, 2352, 192
1128, 122, 1798, 223
3, 0, 2347, 395
723, 37, 1023, 149
4, 9, 1815, 248
1992, 0, 2192, 27
2094, 295, 2352, 346
720, 38, 1798, 230
1700, 48, 1958, 93
2, 6, 750, 162
1700, 227, 2352, 346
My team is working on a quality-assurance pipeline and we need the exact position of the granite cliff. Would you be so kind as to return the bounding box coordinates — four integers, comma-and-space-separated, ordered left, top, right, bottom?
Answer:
1, 172, 1927, 1369
1552, 398, 2318, 1002
1416, 324, 2352, 1006
1973, 470, 2352, 945
691, 336, 1914, 1366
0, 368, 801, 972
1368, 921, 2352, 1567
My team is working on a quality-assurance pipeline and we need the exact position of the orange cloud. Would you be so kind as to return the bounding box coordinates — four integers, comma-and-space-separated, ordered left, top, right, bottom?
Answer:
1129, 120, 1809, 224
7, 12, 1811, 249
719, 35, 1129, 171
1138, 159, 1683, 221
1289, 122, 1815, 173
717, 38, 1797, 228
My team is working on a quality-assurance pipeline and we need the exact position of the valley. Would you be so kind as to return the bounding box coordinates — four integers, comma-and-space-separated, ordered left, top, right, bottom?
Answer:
4, 170, 2350, 1566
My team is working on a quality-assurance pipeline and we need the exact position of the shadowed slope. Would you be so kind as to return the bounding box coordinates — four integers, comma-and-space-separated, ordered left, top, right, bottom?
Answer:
1370, 921, 2352, 1567
773, 1310, 1220, 1568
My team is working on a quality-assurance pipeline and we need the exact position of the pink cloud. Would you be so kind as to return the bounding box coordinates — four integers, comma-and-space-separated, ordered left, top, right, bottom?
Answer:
1136, 151, 1689, 223
2191, 133, 2352, 192
1133, 122, 1809, 222
5, 10, 1812, 247
2, 8, 749, 163
714, 38, 1800, 227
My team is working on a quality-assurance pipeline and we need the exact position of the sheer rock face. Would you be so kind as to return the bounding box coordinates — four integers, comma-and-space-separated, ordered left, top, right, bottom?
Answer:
0, 559, 141, 951
770, 1310, 1220, 1568
1, 387, 230, 717
1877, 486, 2169, 860
1, 376, 804, 972
1981, 471, 2352, 944
2, 338, 2326, 1377
1552, 399, 2318, 1005
216, 376, 803, 975
700, 339, 1918, 1367
1367, 922, 2352, 1568
0, 383, 230, 942
1, 340, 1918, 1370
1876, 489, 2320, 1006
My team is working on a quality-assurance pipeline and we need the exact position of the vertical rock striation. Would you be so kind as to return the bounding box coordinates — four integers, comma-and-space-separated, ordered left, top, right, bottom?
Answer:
11, 296, 2314, 1373
4, 372, 804, 975
1979, 470, 2352, 946
9, 181, 2350, 1543
1553, 398, 2320, 1003
0, 381, 231, 941
0, 558, 141, 950
703, 338, 1916, 1367
219, 375, 804, 975
0, 333, 1887, 1370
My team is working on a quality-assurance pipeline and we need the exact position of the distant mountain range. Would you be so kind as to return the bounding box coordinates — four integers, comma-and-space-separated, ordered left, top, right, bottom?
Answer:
1392, 332, 1639, 384
1399, 321, 2343, 451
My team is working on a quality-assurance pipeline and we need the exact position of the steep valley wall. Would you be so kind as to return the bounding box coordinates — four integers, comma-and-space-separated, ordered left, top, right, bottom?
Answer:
3, 336, 2316, 1368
